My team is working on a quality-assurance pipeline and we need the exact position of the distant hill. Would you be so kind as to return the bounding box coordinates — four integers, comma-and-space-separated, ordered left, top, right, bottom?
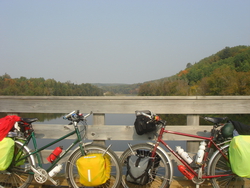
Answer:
2, 45, 249, 96
138, 45, 250, 96
92, 45, 250, 96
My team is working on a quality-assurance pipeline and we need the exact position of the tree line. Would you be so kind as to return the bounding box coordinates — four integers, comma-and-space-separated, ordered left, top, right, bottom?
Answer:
95, 83, 141, 96
138, 45, 250, 96
1, 45, 249, 97
0, 74, 103, 96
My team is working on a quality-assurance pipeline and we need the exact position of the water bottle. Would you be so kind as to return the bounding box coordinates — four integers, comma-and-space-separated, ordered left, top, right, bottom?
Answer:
176, 146, 193, 164
48, 164, 63, 177
195, 140, 206, 165
178, 165, 194, 180
47, 146, 63, 163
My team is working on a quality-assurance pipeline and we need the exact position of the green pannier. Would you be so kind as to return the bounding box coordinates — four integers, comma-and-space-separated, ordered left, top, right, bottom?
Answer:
229, 135, 250, 178
0, 137, 14, 171
221, 122, 234, 139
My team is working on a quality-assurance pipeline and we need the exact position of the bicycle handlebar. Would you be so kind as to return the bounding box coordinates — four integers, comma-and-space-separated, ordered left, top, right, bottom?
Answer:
63, 110, 93, 122
141, 111, 152, 119
83, 111, 93, 119
140, 111, 167, 126
64, 110, 76, 119
140, 110, 227, 128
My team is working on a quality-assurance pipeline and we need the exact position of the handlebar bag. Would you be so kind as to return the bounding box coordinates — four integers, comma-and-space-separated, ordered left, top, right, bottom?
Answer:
76, 153, 111, 186
229, 135, 250, 178
0, 137, 14, 171
134, 111, 156, 135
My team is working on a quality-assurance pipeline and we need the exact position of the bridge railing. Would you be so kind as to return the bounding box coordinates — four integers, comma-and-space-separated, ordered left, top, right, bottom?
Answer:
1, 96, 250, 161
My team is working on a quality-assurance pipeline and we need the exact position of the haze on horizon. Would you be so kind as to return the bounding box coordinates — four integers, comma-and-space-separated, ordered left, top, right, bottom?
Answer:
1, 1, 249, 84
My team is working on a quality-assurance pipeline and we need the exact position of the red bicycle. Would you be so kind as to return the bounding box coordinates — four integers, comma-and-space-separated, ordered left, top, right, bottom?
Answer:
120, 110, 247, 188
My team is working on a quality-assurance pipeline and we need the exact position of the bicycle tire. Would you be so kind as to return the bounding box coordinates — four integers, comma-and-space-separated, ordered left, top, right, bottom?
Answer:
120, 143, 172, 188
208, 144, 249, 188
65, 144, 122, 188
0, 140, 34, 188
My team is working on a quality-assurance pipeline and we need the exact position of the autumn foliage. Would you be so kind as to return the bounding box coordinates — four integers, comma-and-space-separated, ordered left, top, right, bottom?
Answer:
0, 74, 103, 96
138, 45, 250, 96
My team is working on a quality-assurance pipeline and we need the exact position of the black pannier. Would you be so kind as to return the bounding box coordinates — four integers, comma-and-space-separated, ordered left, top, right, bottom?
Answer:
231, 121, 250, 135
134, 110, 156, 135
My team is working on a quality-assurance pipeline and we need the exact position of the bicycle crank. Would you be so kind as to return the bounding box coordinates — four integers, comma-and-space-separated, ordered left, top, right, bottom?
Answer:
30, 166, 59, 186
192, 167, 205, 185
31, 167, 48, 184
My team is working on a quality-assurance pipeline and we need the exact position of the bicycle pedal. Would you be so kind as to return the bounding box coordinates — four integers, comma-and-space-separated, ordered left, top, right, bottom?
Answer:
48, 177, 60, 186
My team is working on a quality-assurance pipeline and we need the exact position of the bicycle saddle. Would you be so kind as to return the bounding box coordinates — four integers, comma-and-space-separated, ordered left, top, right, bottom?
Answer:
21, 118, 38, 123
203, 117, 227, 124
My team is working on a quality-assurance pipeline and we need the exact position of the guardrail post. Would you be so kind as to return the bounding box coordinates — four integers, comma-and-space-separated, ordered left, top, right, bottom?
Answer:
92, 113, 106, 145
93, 113, 105, 125
186, 115, 200, 153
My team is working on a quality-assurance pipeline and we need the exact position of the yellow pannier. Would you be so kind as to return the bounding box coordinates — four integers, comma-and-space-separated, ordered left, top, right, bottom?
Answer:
0, 137, 14, 171
229, 135, 250, 178
76, 153, 111, 186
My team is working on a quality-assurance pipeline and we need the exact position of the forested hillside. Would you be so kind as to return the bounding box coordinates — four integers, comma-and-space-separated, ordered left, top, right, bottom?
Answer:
1, 45, 249, 96
0, 74, 103, 96
138, 45, 250, 96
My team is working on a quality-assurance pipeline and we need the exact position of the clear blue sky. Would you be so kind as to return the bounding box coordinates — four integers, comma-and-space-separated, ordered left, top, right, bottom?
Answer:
1, 1, 249, 84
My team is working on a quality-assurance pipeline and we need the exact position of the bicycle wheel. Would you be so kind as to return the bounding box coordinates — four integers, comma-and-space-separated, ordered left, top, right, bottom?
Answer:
208, 144, 250, 188
65, 144, 122, 188
0, 141, 34, 188
120, 143, 172, 188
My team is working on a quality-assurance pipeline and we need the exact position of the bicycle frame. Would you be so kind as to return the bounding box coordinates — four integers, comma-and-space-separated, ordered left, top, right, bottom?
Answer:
15, 121, 86, 173
151, 126, 232, 179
